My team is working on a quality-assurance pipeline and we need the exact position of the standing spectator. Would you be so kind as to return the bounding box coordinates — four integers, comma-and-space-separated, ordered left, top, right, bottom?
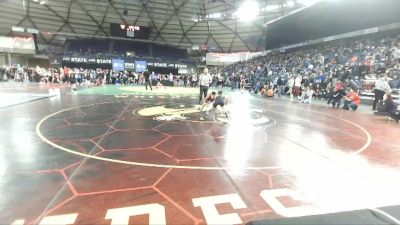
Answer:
183, 74, 188, 87
218, 73, 224, 87
169, 73, 174, 86
192, 74, 197, 87
277, 75, 284, 97
70, 74, 77, 91
331, 84, 346, 108
293, 74, 302, 100
393, 43, 400, 63
231, 72, 238, 91
287, 76, 295, 101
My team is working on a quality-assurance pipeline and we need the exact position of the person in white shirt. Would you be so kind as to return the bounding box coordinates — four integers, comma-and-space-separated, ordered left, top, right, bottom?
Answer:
393, 44, 400, 61
287, 76, 295, 100
192, 74, 197, 87
217, 73, 224, 87
373, 75, 391, 110
199, 68, 212, 104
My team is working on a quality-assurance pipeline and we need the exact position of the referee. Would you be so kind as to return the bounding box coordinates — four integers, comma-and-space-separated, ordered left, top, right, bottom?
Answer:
199, 68, 212, 104
143, 69, 152, 91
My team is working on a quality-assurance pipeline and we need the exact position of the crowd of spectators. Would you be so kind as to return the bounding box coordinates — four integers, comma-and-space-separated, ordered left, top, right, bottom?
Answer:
0, 65, 210, 89
213, 32, 400, 122
2, 32, 400, 121
0, 66, 50, 83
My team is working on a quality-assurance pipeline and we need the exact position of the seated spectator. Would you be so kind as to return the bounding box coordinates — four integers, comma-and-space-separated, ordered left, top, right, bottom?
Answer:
260, 85, 274, 97
330, 85, 346, 108
375, 93, 396, 115
156, 80, 166, 89
301, 86, 314, 104
389, 105, 400, 122
267, 88, 274, 97
313, 84, 323, 99
373, 75, 391, 111
342, 88, 361, 111
260, 85, 267, 96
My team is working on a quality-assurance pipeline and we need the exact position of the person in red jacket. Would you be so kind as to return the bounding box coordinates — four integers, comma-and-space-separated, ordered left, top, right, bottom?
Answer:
342, 88, 361, 111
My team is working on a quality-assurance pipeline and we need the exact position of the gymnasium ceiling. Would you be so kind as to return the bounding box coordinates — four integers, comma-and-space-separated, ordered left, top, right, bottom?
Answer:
0, 0, 312, 52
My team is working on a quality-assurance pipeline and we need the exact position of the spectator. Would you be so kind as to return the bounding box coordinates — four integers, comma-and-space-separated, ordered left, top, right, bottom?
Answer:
375, 93, 396, 115
389, 105, 400, 122
301, 86, 314, 104
287, 76, 295, 100
331, 85, 346, 108
230, 72, 238, 91
293, 74, 302, 100
277, 75, 285, 97
342, 88, 361, 111
373, 75, 390, 110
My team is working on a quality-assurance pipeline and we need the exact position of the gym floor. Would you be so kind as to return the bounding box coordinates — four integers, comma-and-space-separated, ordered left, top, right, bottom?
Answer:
1, 84, 400, 225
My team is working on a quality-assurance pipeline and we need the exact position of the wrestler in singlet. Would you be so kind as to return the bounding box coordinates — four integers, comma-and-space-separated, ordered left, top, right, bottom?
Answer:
204, 92, 216, 103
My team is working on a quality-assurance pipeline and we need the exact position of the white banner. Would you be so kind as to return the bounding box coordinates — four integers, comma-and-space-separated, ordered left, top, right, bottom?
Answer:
206, 52, 262, 66
0, 36, 35, 54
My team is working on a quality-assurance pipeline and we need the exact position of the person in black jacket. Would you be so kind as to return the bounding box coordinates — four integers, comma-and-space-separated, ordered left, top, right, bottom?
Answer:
143, 70, 152, 91
183, 74, 188, 87
277, 75, 285, 97
331, 86, 346, 108
389, 104, 400, 122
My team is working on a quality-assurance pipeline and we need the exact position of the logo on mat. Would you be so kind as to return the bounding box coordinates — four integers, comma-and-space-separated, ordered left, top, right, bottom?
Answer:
136, 104, 200, 121
136, 104, 275, 128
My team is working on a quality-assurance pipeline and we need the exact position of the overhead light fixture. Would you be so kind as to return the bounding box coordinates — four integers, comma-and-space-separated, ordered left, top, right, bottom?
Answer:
32, 0, 48, 4
286, 0, 295, 7
234, 0, 260, 22
263, 4, 280, 12
208, 12, 222, 19
263, 0, 320, 26
297, 0, 320, 6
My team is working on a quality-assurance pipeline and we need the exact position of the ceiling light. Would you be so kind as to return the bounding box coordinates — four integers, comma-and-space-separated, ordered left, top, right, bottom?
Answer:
191, 16, 199, 22
209, 13, 221, 19
286, 0, 295, 7
297, 0, 320, 6
234, 0, 260, 22
263, 4, 280, 12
